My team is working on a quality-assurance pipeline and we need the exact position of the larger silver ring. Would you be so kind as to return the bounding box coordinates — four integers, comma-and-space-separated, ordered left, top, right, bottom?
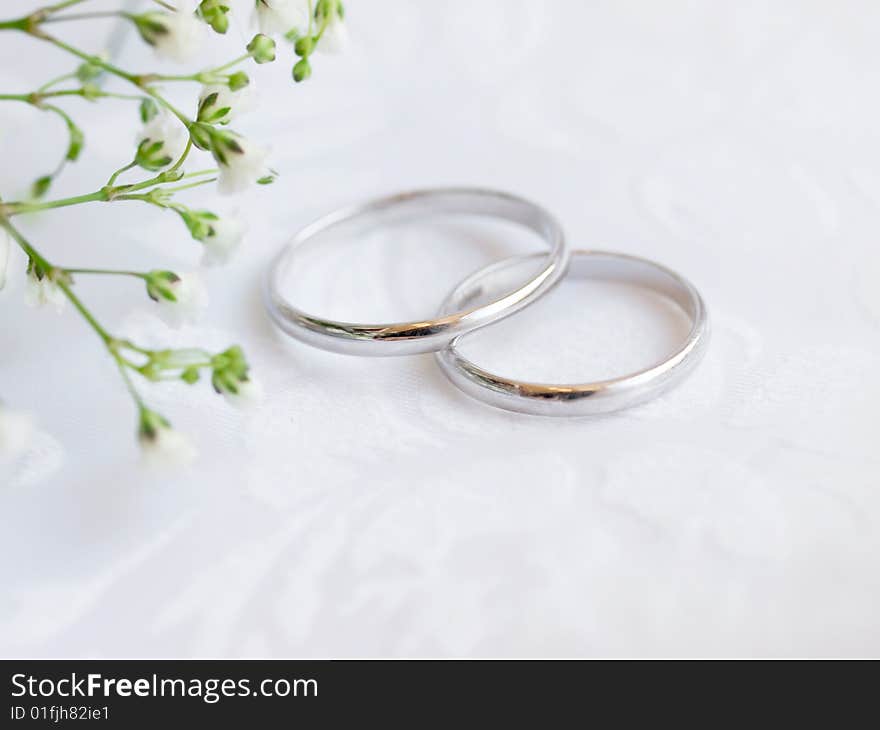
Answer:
435, 250, 709, 416
264, 188, 569, 356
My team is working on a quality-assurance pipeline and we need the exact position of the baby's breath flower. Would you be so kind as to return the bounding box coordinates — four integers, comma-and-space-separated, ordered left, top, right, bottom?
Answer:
133, 7, 206, 63
0, 404, 34, 461
197, 83, 255, 125
0, 228, 10, 290
254, 0, 309, 37
210, 345, 261, 407
201, 214, 246, 266
136, 112, 188, 171
150, 271, 208, 328
24, 268, 67, 312
210, 131, 270, 194
176, 209, 246, 265
138, 409, 197, 468
221, 374, 264, 409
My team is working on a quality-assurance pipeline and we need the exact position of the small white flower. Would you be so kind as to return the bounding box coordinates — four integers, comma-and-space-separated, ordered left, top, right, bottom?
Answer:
139, 7, 206, 63
139, 420, 197, 468
0, 228, 10, 290
153, 272, 208, 328
317, 8, 348, 53
223, 375, 264, 409
254, 0, 309, 36
24, 270, 67, 312
202, 214, 246, 266
215, 134, 270, 194
0, 405, 34, 461
137, 112, 189, 171
197, 83, 256, 125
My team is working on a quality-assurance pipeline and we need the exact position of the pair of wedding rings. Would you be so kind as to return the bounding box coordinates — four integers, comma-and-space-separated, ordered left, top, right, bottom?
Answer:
264, 189, 708, 416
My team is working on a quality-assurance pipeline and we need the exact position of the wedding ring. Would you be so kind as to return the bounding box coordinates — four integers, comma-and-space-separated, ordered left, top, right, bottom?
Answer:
264, 188, 569, 356
434, 250, 709, 415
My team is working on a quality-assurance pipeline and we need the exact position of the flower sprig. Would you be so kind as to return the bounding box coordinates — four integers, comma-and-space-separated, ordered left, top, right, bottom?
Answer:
0, 0, 349, 465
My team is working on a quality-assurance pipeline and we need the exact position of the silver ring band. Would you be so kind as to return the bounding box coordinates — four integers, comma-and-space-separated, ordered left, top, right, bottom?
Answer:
264, 188, 570, 356
435, 250, 709, 415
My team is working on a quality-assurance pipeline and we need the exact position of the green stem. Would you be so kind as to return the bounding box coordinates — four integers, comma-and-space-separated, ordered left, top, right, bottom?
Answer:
44, 88, 145, 101
9, 190, 108, 214
141, 86, 191, 127
115, 193, 165, 205
114, 358, 147, 412
65, 268, 147, 278
152, 54, 251, 84
46, 0, 93, 12
0, 18, 29, 31
167, 138, 193, 174
37, 71, 76, 92
33, 32, 138, 84
31, 31, 190, 131
1, 221, 110, 345
178, 168, 218, 180
5, 25, 194, 129
0, 216, 149, 411
6, 141, 197, 216
0, 88, 144, 104
56, 279, 112, 344
42, 10, 125, 23
0, 217, 51, 271
209, 54, 251, 74
160, 177, 218, 194
106, 160, 136, 186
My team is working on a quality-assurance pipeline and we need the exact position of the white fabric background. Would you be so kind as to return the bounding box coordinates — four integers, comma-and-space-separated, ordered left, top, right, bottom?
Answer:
1, 0, 879, 657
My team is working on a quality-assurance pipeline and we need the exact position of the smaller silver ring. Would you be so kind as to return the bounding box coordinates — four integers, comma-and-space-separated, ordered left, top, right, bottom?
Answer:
263, 188, 569, 356
435, 250, 709, 416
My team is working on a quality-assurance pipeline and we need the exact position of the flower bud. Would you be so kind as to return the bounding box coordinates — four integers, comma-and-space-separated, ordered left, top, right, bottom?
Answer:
294, 36, 312, 57
81, 83, 101, 101
198, 0, 230, 34
210, 345, 262, 407
247, 33, 276, 64
292, 58, 311, 82
31, 175, 52, 199
66, 120, 84, 162
181, 367, 201, 384
145, 270, 181, 302
76, 55, 106, 83
228, 71, 249, 91
139, 97, 159, 123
